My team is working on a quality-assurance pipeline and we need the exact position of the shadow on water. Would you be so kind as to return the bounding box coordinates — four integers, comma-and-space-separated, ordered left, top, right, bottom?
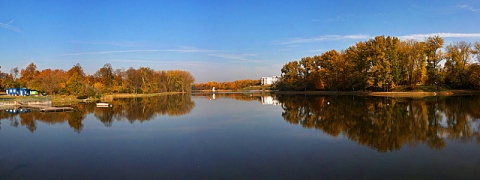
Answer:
0, 94, 195, 133
277, 95, 480, 152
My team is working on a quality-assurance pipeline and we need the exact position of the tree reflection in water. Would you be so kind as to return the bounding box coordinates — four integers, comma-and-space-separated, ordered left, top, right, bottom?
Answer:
278, 95, 480, 152
0, 94, 195, 133
3, 93, 480, 152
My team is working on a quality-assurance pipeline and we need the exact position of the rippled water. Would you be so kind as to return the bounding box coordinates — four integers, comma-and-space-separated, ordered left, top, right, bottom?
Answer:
1, 94, 480, 179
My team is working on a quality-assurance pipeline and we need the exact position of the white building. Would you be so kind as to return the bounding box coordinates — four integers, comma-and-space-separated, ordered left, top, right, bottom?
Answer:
261, 76, 280, 85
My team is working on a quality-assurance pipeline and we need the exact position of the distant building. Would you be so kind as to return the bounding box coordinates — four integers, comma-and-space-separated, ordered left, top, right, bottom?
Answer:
6, 88, 30, 96
261, 76, 280, 85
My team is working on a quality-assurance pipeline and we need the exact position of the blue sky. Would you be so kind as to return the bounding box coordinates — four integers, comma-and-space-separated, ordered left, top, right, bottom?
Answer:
1, 0, 480, 82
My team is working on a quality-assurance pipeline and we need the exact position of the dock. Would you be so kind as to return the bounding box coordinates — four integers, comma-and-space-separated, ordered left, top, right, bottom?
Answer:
22, 104, 73, 112
1, 100, 73, 112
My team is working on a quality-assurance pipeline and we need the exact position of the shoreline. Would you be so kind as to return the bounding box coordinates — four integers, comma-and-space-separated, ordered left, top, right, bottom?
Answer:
0, 92, 187, 105
101, 92, 184, 100
273, 90, 480, 97
2, 90, 480, 104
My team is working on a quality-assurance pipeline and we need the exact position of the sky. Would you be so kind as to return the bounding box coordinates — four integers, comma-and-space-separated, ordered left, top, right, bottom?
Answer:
1, 0, 480, 83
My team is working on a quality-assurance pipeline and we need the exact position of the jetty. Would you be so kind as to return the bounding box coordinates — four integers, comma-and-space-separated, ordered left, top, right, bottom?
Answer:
23, 104, 73, 112
0, 101, 73, 112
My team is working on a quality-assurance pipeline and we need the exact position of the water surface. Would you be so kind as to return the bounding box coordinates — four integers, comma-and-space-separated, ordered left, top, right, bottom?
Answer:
1, 94, 480, 179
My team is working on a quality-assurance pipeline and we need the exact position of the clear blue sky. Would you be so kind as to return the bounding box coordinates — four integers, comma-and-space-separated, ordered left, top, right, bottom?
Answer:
1, 0, 480, 82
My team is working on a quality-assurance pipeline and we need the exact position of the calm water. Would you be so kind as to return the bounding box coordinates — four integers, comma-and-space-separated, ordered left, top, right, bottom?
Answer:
1, 94, 480, 179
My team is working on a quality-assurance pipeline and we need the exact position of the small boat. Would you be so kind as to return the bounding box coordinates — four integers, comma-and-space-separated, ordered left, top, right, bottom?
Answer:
96, 103, 112, 107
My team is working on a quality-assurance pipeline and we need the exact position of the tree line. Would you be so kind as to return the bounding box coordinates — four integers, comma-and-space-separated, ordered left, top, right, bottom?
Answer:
277, 36, 480, 91
193, 79, 260, 91
0, 63, 195, 96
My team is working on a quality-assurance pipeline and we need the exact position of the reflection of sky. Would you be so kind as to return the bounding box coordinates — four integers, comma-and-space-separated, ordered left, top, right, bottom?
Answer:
1, 97, 480, 179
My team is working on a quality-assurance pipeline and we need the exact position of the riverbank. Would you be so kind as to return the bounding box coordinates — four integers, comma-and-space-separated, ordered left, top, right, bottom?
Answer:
0, 92, 187, 106
2, 89, 480, 105
273, 90, 480, 97
101, 92, 185, 100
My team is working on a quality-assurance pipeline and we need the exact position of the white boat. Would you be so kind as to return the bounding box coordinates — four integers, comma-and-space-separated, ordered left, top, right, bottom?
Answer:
96, 103, 112, 107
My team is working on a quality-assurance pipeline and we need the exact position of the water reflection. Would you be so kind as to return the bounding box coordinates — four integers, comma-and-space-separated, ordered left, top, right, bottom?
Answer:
4, 93, 479, 153
0, 94, 194, 133
278, 95, 480, 152
192, 92, 264, 102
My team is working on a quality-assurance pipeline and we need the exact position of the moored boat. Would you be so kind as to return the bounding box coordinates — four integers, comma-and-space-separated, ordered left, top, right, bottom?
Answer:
96, 103, 112, 107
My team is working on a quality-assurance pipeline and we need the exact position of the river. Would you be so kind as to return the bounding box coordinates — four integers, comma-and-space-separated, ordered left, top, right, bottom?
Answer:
1, 94, 480, 179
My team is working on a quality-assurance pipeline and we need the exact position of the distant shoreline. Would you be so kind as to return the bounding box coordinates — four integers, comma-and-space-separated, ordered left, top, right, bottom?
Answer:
273, 90, 480, 97
101, 92, 184, 100
2, 90, 480, 103
192, 89, 480, 97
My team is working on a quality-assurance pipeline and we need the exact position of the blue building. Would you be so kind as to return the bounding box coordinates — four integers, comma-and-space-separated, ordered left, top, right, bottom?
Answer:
6, 109, 31, 114
6, 88, 30, 96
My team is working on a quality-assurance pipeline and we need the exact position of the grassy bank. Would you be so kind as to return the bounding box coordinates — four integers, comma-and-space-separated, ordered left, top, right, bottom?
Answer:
0, 92, 186, 106
101, 92, 184, 101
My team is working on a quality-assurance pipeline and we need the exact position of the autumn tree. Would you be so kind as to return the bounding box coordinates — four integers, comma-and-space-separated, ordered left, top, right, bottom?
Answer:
278, 61, 302, 90
94, 63, 114, 91
317, 50, 344, 90
10, 67, 19, 80
139, 67, 155, 93
467, 64, 480, 89
166, 70, 195, 93
365, 36, 393, 90
125, 67, 142, 94
19, 63, 40, 88
193, 79, 260, 91
277, 36, 480, 91
345, 42, 370, 90
177, 70, 195, 93
474, 42, 480, 63
65, 63, 86, 95
1, 71, 17, 89
36, 69, 67, 94
112, 68, 125, 93
444, 42, 471, 88
406, 40, 427, 88
425, 36, 444, 85
298, 56, 318, 90
154, 70, 168, 92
